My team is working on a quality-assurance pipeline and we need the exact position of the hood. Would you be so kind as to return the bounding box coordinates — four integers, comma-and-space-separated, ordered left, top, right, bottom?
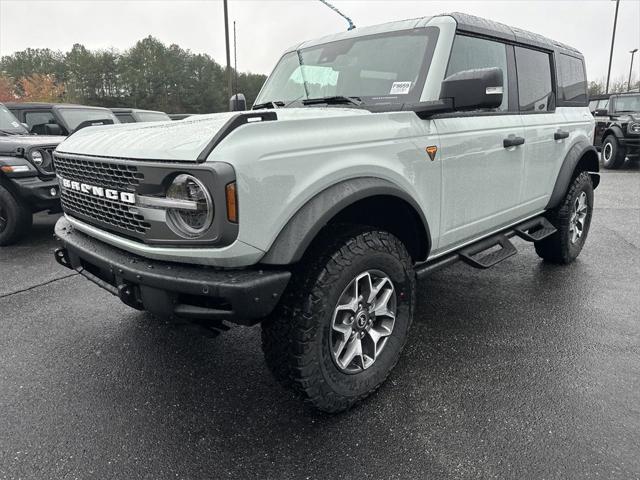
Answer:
57, 108, 371, 162
0, 134, 65, 155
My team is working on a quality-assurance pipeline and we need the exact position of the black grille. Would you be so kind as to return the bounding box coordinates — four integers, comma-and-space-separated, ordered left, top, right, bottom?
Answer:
54, 153, 150, 236
61, 189, 151, 234
53, 154, 144, 190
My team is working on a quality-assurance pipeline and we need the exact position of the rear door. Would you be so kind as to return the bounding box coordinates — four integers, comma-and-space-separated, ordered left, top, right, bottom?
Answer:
516, 46, 569, 210
433, 34, 525, 250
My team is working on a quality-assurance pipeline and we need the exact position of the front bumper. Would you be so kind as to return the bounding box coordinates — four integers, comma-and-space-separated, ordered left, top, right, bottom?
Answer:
54, 217, 291, 325
620, 137, 640, 150
11, 175, 61, 211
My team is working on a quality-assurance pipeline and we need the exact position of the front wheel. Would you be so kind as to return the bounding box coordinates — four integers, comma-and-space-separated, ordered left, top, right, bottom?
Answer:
535, 171, 593, 264
601, 135, 626, 169
0, 184, 33, 246
261, 227, 416, 413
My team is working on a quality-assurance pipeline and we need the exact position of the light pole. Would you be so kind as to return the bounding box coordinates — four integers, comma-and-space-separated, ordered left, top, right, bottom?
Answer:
605, 0, 620, 94
628, 48, 638, 92
223, 0, 232, 104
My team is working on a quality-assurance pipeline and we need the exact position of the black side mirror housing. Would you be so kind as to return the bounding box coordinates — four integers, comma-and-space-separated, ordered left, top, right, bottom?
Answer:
230, 93, 247, 112
439, 67, 504, 111
594, 109, 609, 117
44, 123, 63, 135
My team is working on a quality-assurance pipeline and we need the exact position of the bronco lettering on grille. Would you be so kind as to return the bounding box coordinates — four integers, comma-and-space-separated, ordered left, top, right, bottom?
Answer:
58, 175, 136, 204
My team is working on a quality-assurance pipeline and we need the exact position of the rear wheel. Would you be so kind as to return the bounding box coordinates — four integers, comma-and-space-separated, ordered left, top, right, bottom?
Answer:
535, 171, 593, 264
0, 184, 32, 246
261, 226, 415, 413
601, 135, 626, 169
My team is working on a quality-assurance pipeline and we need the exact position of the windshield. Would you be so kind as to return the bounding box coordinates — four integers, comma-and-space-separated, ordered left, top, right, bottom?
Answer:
255, 27, 439, 107
612, 94, 640, 113
57, 108, 119, 130
137, 111, 171, 122
0, 104, 29, 135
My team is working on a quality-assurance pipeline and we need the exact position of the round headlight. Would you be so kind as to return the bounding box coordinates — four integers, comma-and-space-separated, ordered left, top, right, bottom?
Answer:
30, 150, 43, 166
166, 174, 214, 238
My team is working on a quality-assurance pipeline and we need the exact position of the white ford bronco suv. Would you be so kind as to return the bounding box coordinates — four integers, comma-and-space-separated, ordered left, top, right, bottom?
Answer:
53, 13, 599, 412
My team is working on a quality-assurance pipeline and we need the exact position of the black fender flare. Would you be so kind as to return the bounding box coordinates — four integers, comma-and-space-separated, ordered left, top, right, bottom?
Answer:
546, 141, 600, 210
261, 177, 431, 265
601, 125, 625, 144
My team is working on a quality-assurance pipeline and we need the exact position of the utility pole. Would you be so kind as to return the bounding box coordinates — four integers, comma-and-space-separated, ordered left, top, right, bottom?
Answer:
628, 49, 638, 92
223, 0, 232, 102
605, 0, 620, 94
234, 21, 238, 96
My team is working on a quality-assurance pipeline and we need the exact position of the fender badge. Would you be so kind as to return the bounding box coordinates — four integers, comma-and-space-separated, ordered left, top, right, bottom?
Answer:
426, 145, 437, 161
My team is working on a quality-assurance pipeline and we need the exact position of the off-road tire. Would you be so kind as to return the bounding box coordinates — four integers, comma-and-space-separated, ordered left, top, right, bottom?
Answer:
261, 226, 416, 413
535, 171, 593, 264
601, 135, 626, 169
0, 184, 32, 246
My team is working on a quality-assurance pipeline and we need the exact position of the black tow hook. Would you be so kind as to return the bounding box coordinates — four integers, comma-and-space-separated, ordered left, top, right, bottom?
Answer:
54, 248, 71, 269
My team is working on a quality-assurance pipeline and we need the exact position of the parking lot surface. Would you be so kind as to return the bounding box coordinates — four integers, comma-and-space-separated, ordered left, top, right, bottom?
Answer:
1, 162, 639, 480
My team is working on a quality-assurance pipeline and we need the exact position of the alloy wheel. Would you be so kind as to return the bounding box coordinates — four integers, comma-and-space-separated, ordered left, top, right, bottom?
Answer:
330, 270, 397, 374
569, 191, 588, 244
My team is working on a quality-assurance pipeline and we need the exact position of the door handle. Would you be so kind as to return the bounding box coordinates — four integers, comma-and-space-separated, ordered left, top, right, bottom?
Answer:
503, 136, 525, 148
554, 130, 570, 140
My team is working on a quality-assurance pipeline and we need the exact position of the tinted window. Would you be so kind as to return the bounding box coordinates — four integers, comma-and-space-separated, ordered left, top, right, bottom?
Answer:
588, 100, 598, 112
446, 35, 509, 111
597, 99, 609, 109
136, 111, 171, 122
25, 111, 58, 134
515, 47, 553, 112
116, 113, 135, 123
557, 54, 587, 103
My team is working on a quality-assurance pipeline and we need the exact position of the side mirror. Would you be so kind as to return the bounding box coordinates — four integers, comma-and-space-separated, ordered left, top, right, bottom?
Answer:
229, 93, 247, 112
594, 109, 609, 117
439, 67, 503, 111
44, 123, 63, 135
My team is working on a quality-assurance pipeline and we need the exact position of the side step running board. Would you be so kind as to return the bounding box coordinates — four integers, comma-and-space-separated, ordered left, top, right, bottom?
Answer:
512, 217, 557, 242
458, 234, 517, 269
415, 215, 557, 278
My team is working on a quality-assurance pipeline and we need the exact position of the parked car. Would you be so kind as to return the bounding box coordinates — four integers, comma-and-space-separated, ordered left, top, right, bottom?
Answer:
588, 94, 610, 115
592, 92, 640, 168
5, 103, 118, 136
0, 103, 64, 245
168, 113, 195, 121
111, 108, 171, 123
52, 12, 598, 412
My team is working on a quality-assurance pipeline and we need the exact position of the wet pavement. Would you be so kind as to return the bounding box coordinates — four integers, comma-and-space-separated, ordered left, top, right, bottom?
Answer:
1, 161, 639, 479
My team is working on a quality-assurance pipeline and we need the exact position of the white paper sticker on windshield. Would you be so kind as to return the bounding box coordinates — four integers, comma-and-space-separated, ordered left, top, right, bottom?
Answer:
390, 81, 411, 95
11, 121, 20, 127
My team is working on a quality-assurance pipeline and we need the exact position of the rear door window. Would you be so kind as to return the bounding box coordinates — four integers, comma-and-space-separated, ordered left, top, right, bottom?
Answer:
515, 47, 554, 112
446, 35, 509, 111
557, 54, 587, 104
116, 113, 135, 123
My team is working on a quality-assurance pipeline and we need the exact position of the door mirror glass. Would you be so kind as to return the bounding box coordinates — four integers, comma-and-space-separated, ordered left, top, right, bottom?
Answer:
439, 67, 503, 111
230, 93, 247, 111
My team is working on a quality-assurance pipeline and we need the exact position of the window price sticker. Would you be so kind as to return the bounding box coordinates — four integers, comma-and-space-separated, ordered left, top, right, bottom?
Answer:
389, 81, 411, 95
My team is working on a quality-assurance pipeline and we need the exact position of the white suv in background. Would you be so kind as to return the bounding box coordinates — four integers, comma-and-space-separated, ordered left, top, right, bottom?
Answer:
53, 12, 598, 412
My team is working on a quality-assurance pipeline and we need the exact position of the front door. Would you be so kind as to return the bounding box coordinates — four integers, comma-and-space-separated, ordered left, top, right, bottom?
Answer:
433, 34, 525, 251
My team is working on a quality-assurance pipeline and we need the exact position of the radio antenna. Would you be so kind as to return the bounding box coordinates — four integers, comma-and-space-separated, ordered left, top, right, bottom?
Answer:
318, 0, 356, 30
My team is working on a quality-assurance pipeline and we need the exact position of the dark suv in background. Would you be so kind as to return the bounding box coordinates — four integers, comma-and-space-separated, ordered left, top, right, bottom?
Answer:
593, 92, 640, 169
6, 103, 118, 136
0, 103, 64, 245
111, 108, 171, 123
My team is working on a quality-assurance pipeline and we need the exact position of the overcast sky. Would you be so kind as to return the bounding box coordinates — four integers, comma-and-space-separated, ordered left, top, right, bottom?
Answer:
0, 0, 638, 83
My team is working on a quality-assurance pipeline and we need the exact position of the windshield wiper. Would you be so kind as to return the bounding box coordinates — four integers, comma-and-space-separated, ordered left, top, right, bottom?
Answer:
252, 101, 285, 110
302, 96, 363, 106
0, 129, 21, 136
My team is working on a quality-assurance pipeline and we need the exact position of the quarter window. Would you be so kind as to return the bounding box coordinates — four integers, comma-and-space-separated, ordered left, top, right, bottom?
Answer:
24, 111, 57, 134
515, 47, 554, 112
446, 35, 509, 111
557, 54, 587, 104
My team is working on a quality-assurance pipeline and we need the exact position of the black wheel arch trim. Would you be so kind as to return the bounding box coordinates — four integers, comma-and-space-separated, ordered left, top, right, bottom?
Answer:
602, 126, 625, 144
546, 141, 599, 210
261, 177, 432, 265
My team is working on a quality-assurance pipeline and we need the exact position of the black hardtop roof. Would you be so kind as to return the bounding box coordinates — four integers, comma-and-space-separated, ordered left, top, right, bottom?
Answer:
111, 107, 166, 114
4, 102, 112, 111
443, 12, 582, 58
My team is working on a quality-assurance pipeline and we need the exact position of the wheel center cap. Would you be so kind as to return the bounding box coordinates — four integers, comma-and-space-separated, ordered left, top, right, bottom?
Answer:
356, 311, 368, 330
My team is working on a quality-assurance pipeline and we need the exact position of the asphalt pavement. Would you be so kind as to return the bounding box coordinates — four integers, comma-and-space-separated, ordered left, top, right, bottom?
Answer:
1, 161, 639, 480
